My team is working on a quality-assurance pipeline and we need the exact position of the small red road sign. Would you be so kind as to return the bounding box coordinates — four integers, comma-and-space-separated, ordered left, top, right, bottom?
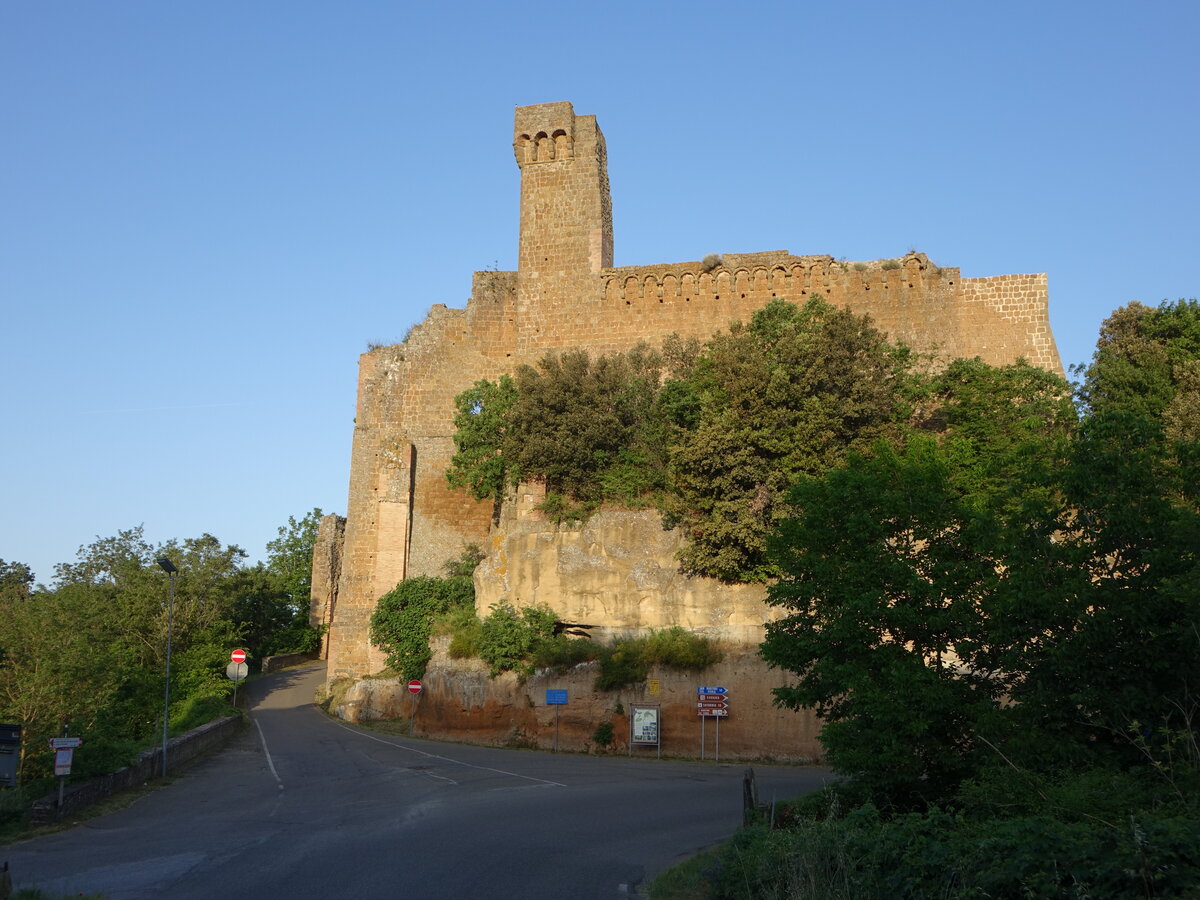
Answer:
231, 649, 247, 664
407, 680, 423, 694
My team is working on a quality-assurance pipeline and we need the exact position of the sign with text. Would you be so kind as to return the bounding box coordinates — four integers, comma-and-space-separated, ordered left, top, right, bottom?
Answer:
698, 692, 730, 717
54, 748, 75, 776
546, 689, 568, 705
696, 685, 727, 694
630, 706, 660, 745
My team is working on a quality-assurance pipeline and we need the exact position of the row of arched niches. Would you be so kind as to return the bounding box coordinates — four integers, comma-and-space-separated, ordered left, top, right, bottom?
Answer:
516, 130, 574, 163
602, 258, 944, 304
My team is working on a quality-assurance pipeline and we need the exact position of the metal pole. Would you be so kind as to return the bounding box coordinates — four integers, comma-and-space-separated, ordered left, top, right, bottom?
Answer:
554, 706, 559, 753
701, 715, 705, 761
715, 716, 720, 763
161, 570, 176, 778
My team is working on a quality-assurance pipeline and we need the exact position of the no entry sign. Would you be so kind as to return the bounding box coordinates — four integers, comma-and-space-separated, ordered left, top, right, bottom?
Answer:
407, 680, 423, 694
231, 648, 247, 664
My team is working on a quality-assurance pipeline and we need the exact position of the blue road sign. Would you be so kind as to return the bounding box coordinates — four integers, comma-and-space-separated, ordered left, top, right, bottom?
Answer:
546, 689, 568, 705
696, 685, 727, 694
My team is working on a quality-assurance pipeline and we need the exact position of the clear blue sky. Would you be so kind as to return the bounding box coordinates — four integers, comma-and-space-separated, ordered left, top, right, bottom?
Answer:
3, 1, 1196, 585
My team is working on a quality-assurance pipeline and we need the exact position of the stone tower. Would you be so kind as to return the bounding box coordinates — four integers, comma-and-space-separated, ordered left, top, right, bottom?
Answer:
513, 102, 613, 349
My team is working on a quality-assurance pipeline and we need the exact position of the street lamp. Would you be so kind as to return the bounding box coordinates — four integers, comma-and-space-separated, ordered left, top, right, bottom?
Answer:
156, 556, 178, 777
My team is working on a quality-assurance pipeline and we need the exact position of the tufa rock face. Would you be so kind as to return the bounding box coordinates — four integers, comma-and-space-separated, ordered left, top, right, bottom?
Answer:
340, 637, 823, 763
475, 508, 777, 646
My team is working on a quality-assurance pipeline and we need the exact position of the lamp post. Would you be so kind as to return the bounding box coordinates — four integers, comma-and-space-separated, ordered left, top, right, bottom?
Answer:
156, 557, 178, 777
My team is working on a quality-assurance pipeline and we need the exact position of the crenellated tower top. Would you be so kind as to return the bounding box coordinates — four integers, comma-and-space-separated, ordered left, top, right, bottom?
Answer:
513, 102, 613, 306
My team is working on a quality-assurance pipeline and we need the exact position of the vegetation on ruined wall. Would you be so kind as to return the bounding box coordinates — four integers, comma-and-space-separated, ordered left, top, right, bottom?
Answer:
369, 575, 475, 680
440, 591, 725, 689
475, 602, 559, 676
446, 376, 517, 519
663, 298, 917, 582
0, 511, 325, 791
653, 299, 1200, 899
446, 297, 927, 582
591, 627, 724, 691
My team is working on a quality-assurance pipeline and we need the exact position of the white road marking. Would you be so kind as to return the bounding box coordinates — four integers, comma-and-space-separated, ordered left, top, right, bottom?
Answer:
330, 720, 567, 787
252, 716, 284, 790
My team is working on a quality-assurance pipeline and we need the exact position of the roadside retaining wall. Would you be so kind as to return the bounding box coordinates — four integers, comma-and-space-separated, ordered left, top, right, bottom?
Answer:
29, 715, 243, 825
261, 652, 318, 673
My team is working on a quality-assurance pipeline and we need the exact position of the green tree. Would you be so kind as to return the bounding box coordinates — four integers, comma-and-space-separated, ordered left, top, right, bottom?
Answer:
762, 437, 1019, 806
253, 508, 327, 656
506, 346, 666, 506
925, 357, 1076, 517
446, 375, 517, 520
1006, 411, 1200, 769
760, 355, 1079, 805
1078, 299, 1200, 422
264, 509, 323, 612
666, 297, 913, 582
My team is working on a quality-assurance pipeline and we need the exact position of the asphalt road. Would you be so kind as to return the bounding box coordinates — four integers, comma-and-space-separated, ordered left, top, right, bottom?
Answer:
3, 664, 831, 899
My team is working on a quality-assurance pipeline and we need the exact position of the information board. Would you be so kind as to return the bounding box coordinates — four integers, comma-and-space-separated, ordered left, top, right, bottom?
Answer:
630, 706, 660, 745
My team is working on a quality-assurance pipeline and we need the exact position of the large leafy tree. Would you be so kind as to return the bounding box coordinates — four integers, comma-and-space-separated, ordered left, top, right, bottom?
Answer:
446, 348, 670, 521
234, 507, 329, 657
763, 307, 1200, 805
1078, 299, 1200, 422
666, 297, 914, 582
1004, 411, 1200, 769
446, 376, 517, 519
761, 357, 1079, 805
506, 346, 666, 504
763, 437, 1042, 806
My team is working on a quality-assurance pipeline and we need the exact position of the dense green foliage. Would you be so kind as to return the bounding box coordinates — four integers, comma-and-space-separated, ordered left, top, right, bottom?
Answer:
665, 298, 914, 582
666, 772, 1199, 899
476, 602, 559, 676
652, 299, 1200, 898
592, 627, 724, 691
442, 600, 724, 690
446, 375, 517, 519
446, 346, 673, 523
369, 575, 475, 680
446, 298, 918, 582
0, 511, 327, 791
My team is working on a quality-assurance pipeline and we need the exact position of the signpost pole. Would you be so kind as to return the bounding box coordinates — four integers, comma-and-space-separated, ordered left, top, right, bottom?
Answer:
716, 716, 720, 763
407, 679, 423, 735
229, 649, 247, 707
700, 716, 705, 761
545, 689, 567, 752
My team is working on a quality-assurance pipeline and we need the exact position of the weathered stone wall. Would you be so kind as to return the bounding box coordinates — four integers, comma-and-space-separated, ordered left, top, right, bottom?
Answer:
29, 715, 242, 825
309, 513, 345, 659
334, 640, 822, 763
324, 100, 1065, 685
476, 508, 775, 645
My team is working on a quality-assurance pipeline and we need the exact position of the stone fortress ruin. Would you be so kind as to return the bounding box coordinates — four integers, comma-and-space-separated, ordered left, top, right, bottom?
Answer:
310, 102, 1062, 756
